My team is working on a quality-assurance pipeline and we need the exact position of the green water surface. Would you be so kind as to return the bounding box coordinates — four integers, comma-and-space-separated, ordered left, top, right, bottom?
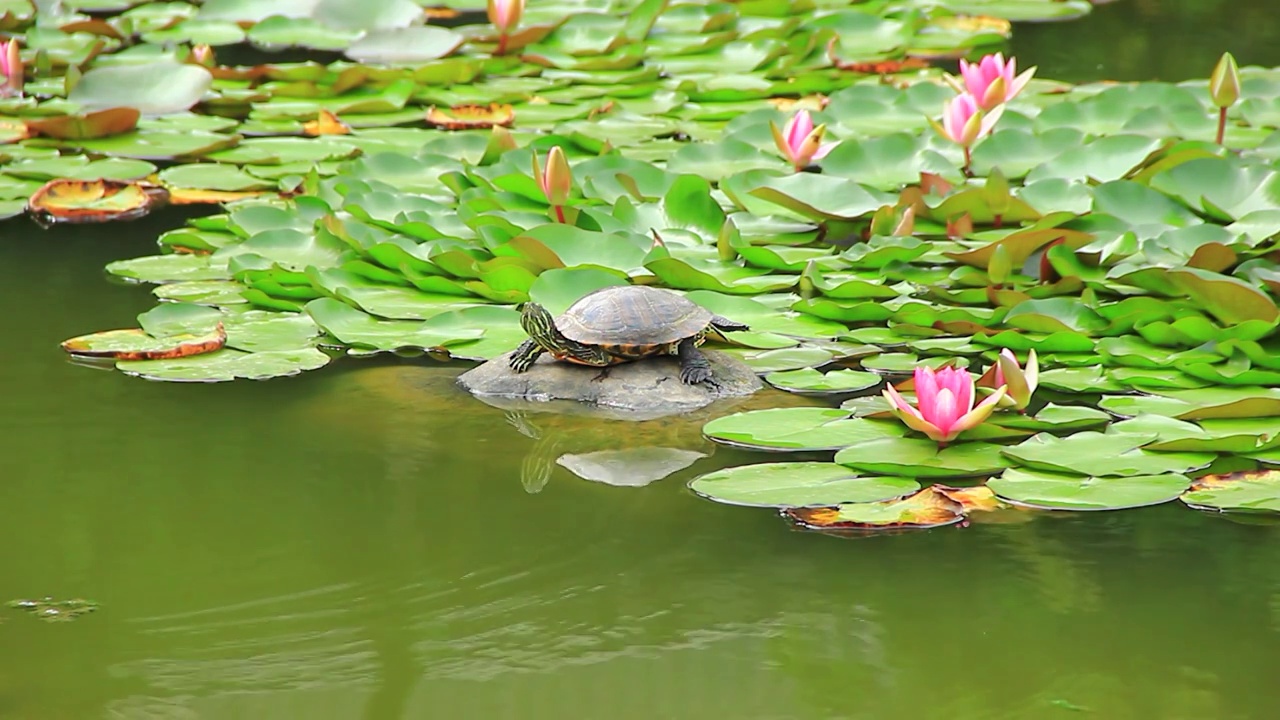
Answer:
5, 3, 1280, 718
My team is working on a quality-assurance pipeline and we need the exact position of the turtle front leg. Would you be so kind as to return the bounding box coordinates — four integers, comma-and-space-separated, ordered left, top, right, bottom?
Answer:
677, 337, 716, 386
509, 340, 544, 373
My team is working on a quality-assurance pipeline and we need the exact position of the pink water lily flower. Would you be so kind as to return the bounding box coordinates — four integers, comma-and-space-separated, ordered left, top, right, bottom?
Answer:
770, 110, 836, 172
958, 53, 1035, 110
533, 146, 571, 222
1, 39, 22, 97
883, 366, 1007, 445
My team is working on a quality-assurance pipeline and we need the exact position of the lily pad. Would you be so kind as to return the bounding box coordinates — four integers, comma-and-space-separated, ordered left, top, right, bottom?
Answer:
689, 462, 919, 508
763, 368, 882, 395
1180, 470, 1280, 514
988, 468, 1192, 511
702, 407, 902, 452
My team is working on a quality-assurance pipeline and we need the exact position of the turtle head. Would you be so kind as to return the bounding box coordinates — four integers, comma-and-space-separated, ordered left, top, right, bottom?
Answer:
520, 302, 566, 352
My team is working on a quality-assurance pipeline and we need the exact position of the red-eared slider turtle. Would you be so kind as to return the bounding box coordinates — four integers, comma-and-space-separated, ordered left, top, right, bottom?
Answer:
509, 286, 749, 385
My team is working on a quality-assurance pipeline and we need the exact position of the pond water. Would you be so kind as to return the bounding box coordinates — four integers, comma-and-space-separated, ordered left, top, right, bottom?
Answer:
4, 3, 1280, 719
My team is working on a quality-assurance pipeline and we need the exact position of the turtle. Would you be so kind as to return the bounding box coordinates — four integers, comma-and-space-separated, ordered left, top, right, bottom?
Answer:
508, 285, 749, 385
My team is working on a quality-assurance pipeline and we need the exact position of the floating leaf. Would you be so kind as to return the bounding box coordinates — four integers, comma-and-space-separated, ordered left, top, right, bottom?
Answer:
689, 463, 919, 508
69, 62, 213, 116
989, 468, 1192, 511
27, 179, 165, 225
1181, 470, 1280, 514
1001, 432, 1215, 477
783, 487, 965, 531
764, 368, 882, 395
61, 323, 226, 360
703, 408, 902, 452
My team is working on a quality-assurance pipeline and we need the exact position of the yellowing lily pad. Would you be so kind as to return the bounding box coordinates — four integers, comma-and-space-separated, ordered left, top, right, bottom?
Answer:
426, 103, 516, 130
60, 323, 226, 361
782, 487, 965, 532
1180, 470, 1280, 514
27, 178, 166, 224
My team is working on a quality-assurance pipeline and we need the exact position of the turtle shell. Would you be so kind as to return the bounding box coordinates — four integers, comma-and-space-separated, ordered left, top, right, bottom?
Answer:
556, 286, 712, 347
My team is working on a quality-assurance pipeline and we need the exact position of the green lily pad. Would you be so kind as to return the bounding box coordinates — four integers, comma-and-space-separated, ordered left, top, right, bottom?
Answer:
988, 468, 1192, 511
1001, 431, 1215, 477
702, 407, 903, 452
69, 61, 212, 116
688, 462, 919, 508
835, 437, 1012, 478
764, 368, 882, 394
116, 348, 330, 382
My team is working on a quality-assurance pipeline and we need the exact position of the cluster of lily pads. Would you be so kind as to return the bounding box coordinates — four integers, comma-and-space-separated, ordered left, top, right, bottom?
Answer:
6, 0, 1280, 527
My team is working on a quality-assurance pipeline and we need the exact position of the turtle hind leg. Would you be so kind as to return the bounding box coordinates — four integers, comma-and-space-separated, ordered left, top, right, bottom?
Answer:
709, 315, 750, 336
509, 340, 544, 373
677, 337, 716, 386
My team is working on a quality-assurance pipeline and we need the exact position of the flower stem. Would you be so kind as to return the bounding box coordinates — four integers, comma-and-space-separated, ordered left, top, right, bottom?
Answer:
553, 205, 566, 224
496, 33, 508, 56
962, 145, 972, 177
1216, 107, 1227, 146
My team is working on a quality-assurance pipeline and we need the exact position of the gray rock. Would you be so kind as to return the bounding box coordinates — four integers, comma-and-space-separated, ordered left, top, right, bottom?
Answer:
457, 350, 761, 417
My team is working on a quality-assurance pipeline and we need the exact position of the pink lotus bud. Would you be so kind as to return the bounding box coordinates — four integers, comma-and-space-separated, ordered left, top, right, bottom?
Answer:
487, 0, 524, 34
533, 146, 571, 207
934, 92, 1003, 148
769, 109, 837, 172
1, 39, 23, 97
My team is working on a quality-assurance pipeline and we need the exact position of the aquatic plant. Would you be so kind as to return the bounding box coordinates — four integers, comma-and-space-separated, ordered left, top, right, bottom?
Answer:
980, 349, 1039, 412
933, 92, 1003, 174
533, 146, 572, 223
487, 0, 524, 56
1210, 51, 1240, 145
955, 52, 1035, 109
770, 110, 835, 173
883, 366, 1006, 446
0, 39, 21, 97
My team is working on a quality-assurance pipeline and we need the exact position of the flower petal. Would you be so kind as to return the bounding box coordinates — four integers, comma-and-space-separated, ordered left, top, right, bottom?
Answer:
947, 386, 1007, 438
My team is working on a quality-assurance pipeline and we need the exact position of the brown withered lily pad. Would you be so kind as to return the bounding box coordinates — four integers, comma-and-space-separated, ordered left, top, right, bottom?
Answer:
768, 95, 828, 112
61, 323, 227, 361
28, 179, 168, 225
1181, 469, 1280, 514
426, 103, 515, 130
303, 109, 351, 136
934, 484, 1005, 512
826, 40, 930, 74
25, 107, 140, 140
782, 486, 965, 533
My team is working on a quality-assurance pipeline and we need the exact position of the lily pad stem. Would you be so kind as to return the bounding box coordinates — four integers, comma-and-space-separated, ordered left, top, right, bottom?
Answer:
1216, 106, 1227, 145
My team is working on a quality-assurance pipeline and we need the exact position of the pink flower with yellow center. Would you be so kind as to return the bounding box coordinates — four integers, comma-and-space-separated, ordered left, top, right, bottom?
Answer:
883, 366, 1006, 445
